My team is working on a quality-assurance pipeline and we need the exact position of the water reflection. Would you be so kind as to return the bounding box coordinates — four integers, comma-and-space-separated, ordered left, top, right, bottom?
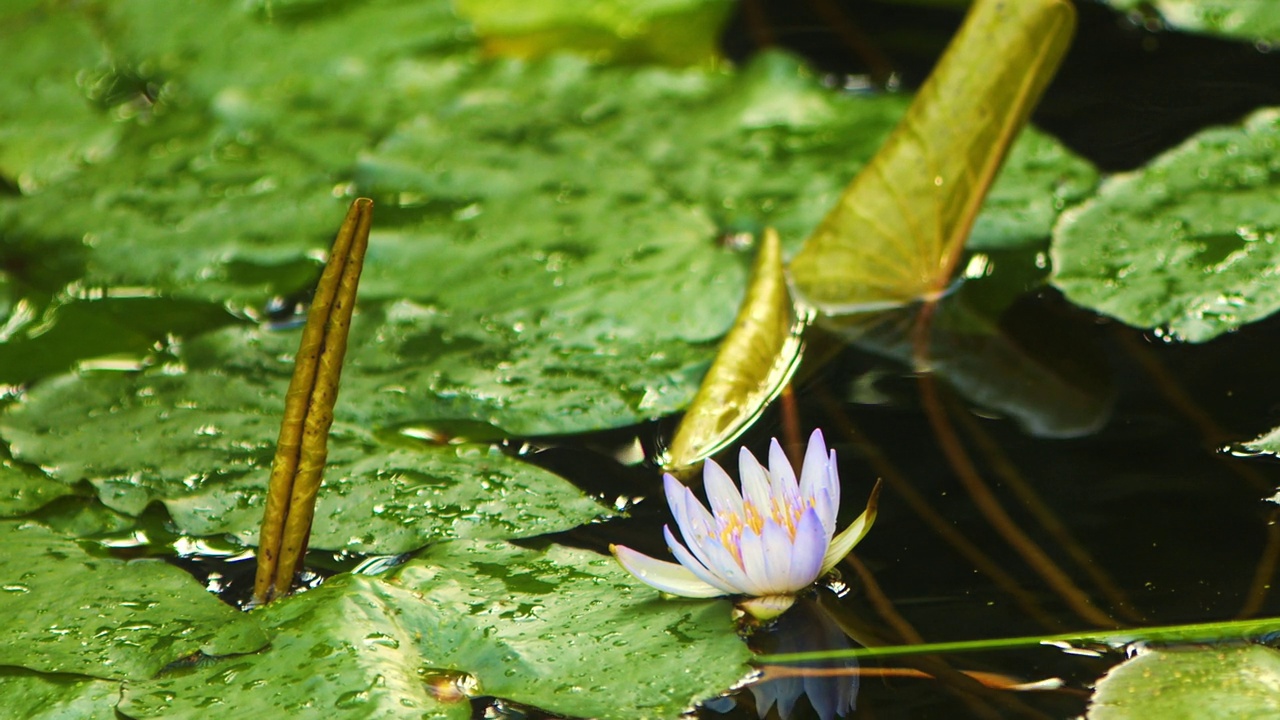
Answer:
706, 594, 859, 720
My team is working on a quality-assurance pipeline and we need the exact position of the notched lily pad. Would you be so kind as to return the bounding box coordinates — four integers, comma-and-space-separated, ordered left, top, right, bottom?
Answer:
1052, 108, 1280, 343
0, 667, 120, 720
0, 520, 268, 681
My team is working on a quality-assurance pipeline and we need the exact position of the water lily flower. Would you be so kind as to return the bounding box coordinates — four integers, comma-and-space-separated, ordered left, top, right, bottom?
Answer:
612, 429, 881, 620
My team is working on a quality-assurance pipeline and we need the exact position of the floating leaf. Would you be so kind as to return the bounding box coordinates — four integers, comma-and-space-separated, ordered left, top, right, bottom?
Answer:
119, 573, 467, 720
0, 520, 268, 680
664, 228, 803, 474
789, 0, 1076, 312
122, 541, 750, 720
1052, 108, 1280, 343
0, 357, 609, 554
0, 4, 118, 191
0, 455, 76, 517
1089, 645, 1280, 719
1246, 424, 1280, 455
454, 0, 734, 66
0, 668, 120, 720
1102, 1, 1280, 43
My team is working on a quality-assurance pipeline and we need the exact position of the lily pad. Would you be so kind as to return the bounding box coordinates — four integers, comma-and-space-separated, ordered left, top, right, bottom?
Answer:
0, 341, 610, 553
1102, 1, 1280, 43
119, 573, 467, 720
0, 4, 119, 192
1089, 644, 1280, 719
1052, 108, 1280, 342
0, 520, 268, 680
0, 455, 76, 517
122, 541, 750, 720
0, 668, 120, 720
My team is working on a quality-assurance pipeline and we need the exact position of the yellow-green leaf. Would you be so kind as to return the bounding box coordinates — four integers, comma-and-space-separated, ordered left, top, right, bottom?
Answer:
789, 0, 1075, 313
662, 228, 803, 476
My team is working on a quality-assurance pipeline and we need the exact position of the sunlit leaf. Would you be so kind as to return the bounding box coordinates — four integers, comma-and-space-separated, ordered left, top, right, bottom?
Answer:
1102, 0, 1280, 43
1089, 645, 1280, 719
122, 541, 751, 720
789, 0, 1076, 312
454, 0, 734, 66
664, 229, 802, 473
0, 668, 120, 720
0, 521, 268, 680
1246, 424, 1280, 456
1052, 108, 1280, 343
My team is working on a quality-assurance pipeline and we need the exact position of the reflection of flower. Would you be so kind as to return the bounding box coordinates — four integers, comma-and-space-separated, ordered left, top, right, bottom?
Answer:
611, 429, 879, 620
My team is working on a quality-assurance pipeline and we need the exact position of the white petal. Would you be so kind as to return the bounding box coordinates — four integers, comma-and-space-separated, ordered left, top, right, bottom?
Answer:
611, 544, 724, 598
826, 448, 841, 511
812, 486, 838, 539
738, 446, 772, 514
820, 479, 882, 575
789, 506, 827, 588
702, 459, 744, 518
759, 518, 799, 594
768, 438, 801, 506
798, 429, 830, 500
663, 525, 740, 594
734, 525, 769, 596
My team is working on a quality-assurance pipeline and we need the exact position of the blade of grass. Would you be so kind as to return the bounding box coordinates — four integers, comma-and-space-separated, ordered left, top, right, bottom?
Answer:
252, 198, 373, 605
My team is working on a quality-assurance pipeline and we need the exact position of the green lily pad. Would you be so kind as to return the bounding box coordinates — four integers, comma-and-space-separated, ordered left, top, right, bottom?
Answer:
0, 668, 120, 720
119, 573, 467, 720
0, 520, 268, 680
0, 455, 76, 517
0, 338, 610, 553
1052, 108, 1280, 342
1089, 644, 1280, 719
122, 541, 750, 720
0, 4, 119, 192
1102, 1, 1280, 43
454, 0, 735, 66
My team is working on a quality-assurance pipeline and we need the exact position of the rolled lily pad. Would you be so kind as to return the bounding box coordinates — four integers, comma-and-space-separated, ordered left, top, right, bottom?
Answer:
0, 345, 610, 553
1052, 108, 1280, 342
0, 668, 120, 720
1089, 644, 1280, 719
0, 521, 268, 680
123, 542, 749, 720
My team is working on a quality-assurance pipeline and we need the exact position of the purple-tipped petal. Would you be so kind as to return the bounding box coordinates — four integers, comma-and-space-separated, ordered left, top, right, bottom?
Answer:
768, 439, 801, 506
702, 458, 744, 518
812, 486, 838, 539
738, 447, 772, 514
788, 506, 828, 588
611, 544, 723, 598
662, 525, 739, 594
798, 429, 830, 500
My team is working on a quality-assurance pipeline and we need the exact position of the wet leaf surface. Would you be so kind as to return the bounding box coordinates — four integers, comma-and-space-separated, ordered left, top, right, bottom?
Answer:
1089, 644, 1280, 719
121, 541, 749, 720
0, 667, 120, 720
0, 521, 268, 680
1102, 1, 1280, 43
1052, 108, 1280, 342
0, 344, 609, 553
